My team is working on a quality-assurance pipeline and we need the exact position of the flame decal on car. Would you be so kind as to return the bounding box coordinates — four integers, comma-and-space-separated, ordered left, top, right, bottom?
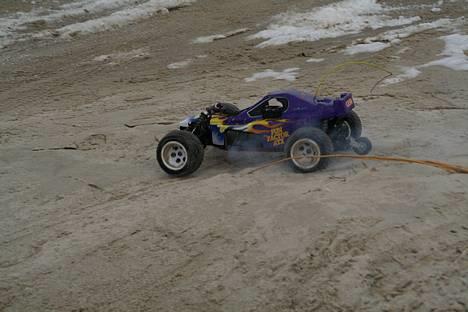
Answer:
239, 119, 288, 134
209, 116, 230, 133
210, 116, 288, 135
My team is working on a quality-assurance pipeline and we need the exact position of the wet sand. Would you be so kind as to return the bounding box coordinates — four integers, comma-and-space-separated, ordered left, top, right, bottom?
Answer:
1, 0, 467, 311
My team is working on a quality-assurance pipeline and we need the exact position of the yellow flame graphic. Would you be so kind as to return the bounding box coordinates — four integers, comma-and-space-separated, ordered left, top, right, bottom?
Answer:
210, 115, 288, 134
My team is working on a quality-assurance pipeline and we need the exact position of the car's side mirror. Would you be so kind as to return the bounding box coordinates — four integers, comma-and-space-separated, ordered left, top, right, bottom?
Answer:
263, 107, 282, 119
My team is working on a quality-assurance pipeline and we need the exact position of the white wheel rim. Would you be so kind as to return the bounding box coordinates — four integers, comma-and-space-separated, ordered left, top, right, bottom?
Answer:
290, 138, 321, 169
161, 141, 188, 171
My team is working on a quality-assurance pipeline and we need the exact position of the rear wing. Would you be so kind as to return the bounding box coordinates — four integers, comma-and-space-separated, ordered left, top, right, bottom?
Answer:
334, 92, 355, 115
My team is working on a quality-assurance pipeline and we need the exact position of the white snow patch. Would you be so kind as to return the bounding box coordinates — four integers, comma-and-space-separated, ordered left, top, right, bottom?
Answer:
382, 66, 421, 85
306, 58, 324, 63
193, 34, 225, 44
421, 34, 468, 70
344, 18, 462, 55
249, 0, 420, 47
0, 0, 195, 47
58, 0, 194, 37
193, 28, 249, 44
383, 33, 468, 86
93, 48, 149, 63
344, 42, 391, 55
431, 0, 444, 12
59, 0, 147, 16
245, 68, 300, 82
371, 18, 460, 42
167, 59, 192, 69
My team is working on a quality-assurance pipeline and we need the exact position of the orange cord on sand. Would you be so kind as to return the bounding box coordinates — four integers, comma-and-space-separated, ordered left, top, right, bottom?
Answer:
247, 154, 468, 175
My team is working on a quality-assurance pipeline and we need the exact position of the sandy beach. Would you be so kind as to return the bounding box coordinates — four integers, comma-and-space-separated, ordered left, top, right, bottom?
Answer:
1, 0, 467, 310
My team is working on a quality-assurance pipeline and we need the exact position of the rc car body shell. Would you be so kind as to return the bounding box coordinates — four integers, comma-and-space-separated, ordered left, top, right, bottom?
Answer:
182, 89, 355, 151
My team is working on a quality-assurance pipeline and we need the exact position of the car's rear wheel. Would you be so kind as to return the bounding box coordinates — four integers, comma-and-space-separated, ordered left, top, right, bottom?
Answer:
285, 127, 333, 173
157, 130, 204, 177
329, 111, 363, 151
344, 110, 362, 138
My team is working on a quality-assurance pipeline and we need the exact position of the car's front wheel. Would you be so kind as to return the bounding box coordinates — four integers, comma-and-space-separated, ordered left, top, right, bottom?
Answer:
285, 127, 333, 173
157, 130, 204, 177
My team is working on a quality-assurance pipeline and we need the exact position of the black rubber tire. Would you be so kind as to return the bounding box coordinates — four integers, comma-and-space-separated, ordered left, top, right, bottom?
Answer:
344, 111, 362, 138
285, 127, 334, 173
352, 137, 372, 155
157, 130, 204, 177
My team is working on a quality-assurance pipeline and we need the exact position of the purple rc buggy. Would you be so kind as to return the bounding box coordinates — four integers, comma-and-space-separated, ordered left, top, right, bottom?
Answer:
157, 89, 372, 176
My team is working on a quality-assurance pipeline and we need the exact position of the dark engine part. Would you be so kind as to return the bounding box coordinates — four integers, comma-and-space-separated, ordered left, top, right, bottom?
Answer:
207, 102, 240, 116
188, 112, 212, 146
225, 130, 252, 148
